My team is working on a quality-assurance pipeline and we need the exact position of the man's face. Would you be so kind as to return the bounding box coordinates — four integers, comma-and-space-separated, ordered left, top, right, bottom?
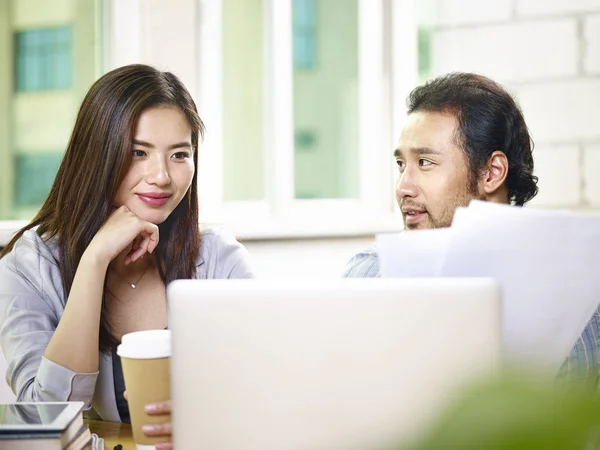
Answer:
394, 110, 482, 230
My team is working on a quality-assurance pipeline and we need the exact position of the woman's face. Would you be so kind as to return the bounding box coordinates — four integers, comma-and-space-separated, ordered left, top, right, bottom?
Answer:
113, 106, 195, 225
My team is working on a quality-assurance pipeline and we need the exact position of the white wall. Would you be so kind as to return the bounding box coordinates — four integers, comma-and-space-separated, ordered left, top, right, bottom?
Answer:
245, 236, 373, 279
424, 0, 600, 209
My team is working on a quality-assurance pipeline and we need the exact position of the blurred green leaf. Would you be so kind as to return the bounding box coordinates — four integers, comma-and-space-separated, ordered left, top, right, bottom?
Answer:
405, 373, 600, 450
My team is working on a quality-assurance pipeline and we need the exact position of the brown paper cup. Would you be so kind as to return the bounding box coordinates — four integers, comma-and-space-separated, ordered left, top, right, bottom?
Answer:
117, 330, 171, 450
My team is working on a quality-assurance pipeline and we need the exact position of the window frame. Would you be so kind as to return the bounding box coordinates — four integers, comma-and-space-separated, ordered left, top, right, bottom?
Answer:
196, 0, 414, 239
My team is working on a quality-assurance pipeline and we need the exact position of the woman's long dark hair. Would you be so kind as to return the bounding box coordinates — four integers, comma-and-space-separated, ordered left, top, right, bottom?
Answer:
1, 64, 205, 351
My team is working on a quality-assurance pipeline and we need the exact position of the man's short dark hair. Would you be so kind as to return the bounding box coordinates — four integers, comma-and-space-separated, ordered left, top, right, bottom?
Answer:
406, 72, 538, 205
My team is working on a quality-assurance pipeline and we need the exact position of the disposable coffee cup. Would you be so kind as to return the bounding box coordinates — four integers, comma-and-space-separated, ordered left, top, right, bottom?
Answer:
117, 329, 171, 450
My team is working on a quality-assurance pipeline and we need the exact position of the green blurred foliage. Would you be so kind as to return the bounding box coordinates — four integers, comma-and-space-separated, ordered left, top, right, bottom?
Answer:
405, 373, 600, 450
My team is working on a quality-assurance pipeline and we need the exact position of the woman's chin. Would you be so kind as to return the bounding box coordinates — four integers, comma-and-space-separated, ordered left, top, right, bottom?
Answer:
129, 209, 171, 225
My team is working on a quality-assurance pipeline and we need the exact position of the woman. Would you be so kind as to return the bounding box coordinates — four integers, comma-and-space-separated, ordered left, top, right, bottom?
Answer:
0, 64, 254, 449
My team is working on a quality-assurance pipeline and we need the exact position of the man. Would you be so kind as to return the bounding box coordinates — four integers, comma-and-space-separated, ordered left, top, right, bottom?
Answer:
344, 72, 600, 383
344, 72, 537, 278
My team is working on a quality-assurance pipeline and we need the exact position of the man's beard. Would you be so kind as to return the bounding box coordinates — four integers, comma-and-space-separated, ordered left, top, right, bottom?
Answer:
403, 183, 482, 230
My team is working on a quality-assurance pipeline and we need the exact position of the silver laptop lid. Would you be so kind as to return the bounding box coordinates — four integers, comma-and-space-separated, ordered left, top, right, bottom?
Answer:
168, 278, 501, 450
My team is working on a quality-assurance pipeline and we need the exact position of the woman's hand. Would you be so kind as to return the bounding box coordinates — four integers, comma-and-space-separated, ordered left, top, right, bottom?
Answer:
143, 400, 172, 450
85, 205, 159, 266
124, 391, 173, 450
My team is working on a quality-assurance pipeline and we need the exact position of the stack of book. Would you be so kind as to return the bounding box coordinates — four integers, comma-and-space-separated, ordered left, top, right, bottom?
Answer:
0, 401, 92, 449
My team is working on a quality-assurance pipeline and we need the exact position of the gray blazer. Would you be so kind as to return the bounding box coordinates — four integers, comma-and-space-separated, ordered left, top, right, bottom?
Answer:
0, 228, 254, 421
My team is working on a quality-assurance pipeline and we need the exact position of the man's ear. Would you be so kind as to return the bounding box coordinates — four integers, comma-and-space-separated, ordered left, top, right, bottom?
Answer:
481, 151, 508, 196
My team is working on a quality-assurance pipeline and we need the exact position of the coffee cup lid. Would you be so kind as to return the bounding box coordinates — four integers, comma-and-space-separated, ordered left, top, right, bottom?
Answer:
117, 329, 171, 359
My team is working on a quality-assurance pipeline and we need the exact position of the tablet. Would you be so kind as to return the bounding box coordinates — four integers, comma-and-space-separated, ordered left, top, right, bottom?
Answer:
0, 402, 84, 432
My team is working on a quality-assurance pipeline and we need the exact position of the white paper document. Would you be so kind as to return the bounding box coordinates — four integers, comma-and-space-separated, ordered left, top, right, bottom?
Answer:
377, 202, 600, 370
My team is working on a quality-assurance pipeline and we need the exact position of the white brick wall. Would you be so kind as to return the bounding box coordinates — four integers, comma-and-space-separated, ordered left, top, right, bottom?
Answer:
428, 2, 600, 209
431, 20, 578, 83
517, 0, 600, 17
529, 146, 582, 207
585, 15, 600, 73
584, 145, 600, 206
421, 0, 511, 27
516, 80, 600, 143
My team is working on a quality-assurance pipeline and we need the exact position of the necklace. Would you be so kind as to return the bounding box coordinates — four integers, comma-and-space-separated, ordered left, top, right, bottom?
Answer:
111, 264, 151, 289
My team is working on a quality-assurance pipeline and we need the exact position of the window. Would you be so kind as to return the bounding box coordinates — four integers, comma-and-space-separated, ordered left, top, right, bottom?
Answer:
221, 0, 266, 202
0, 0, 103, 220
293, 0, 359, 200
416, 0, 433, 83
418, 26, 432, 82
14, 26, 72, 92
14, 153, 63, 207
292, 0, 316, 70
198, 0, 402, 238
0, 0, 421, 238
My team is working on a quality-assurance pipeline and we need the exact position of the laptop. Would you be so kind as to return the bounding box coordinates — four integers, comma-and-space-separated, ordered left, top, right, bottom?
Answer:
167, 278, 501, 450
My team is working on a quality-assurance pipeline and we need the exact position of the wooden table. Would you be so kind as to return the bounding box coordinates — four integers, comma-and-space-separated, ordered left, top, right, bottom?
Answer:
86, 420, 135, 449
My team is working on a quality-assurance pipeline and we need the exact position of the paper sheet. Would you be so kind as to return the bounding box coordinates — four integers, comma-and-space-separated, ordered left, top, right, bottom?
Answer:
378, 202, 600, 370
